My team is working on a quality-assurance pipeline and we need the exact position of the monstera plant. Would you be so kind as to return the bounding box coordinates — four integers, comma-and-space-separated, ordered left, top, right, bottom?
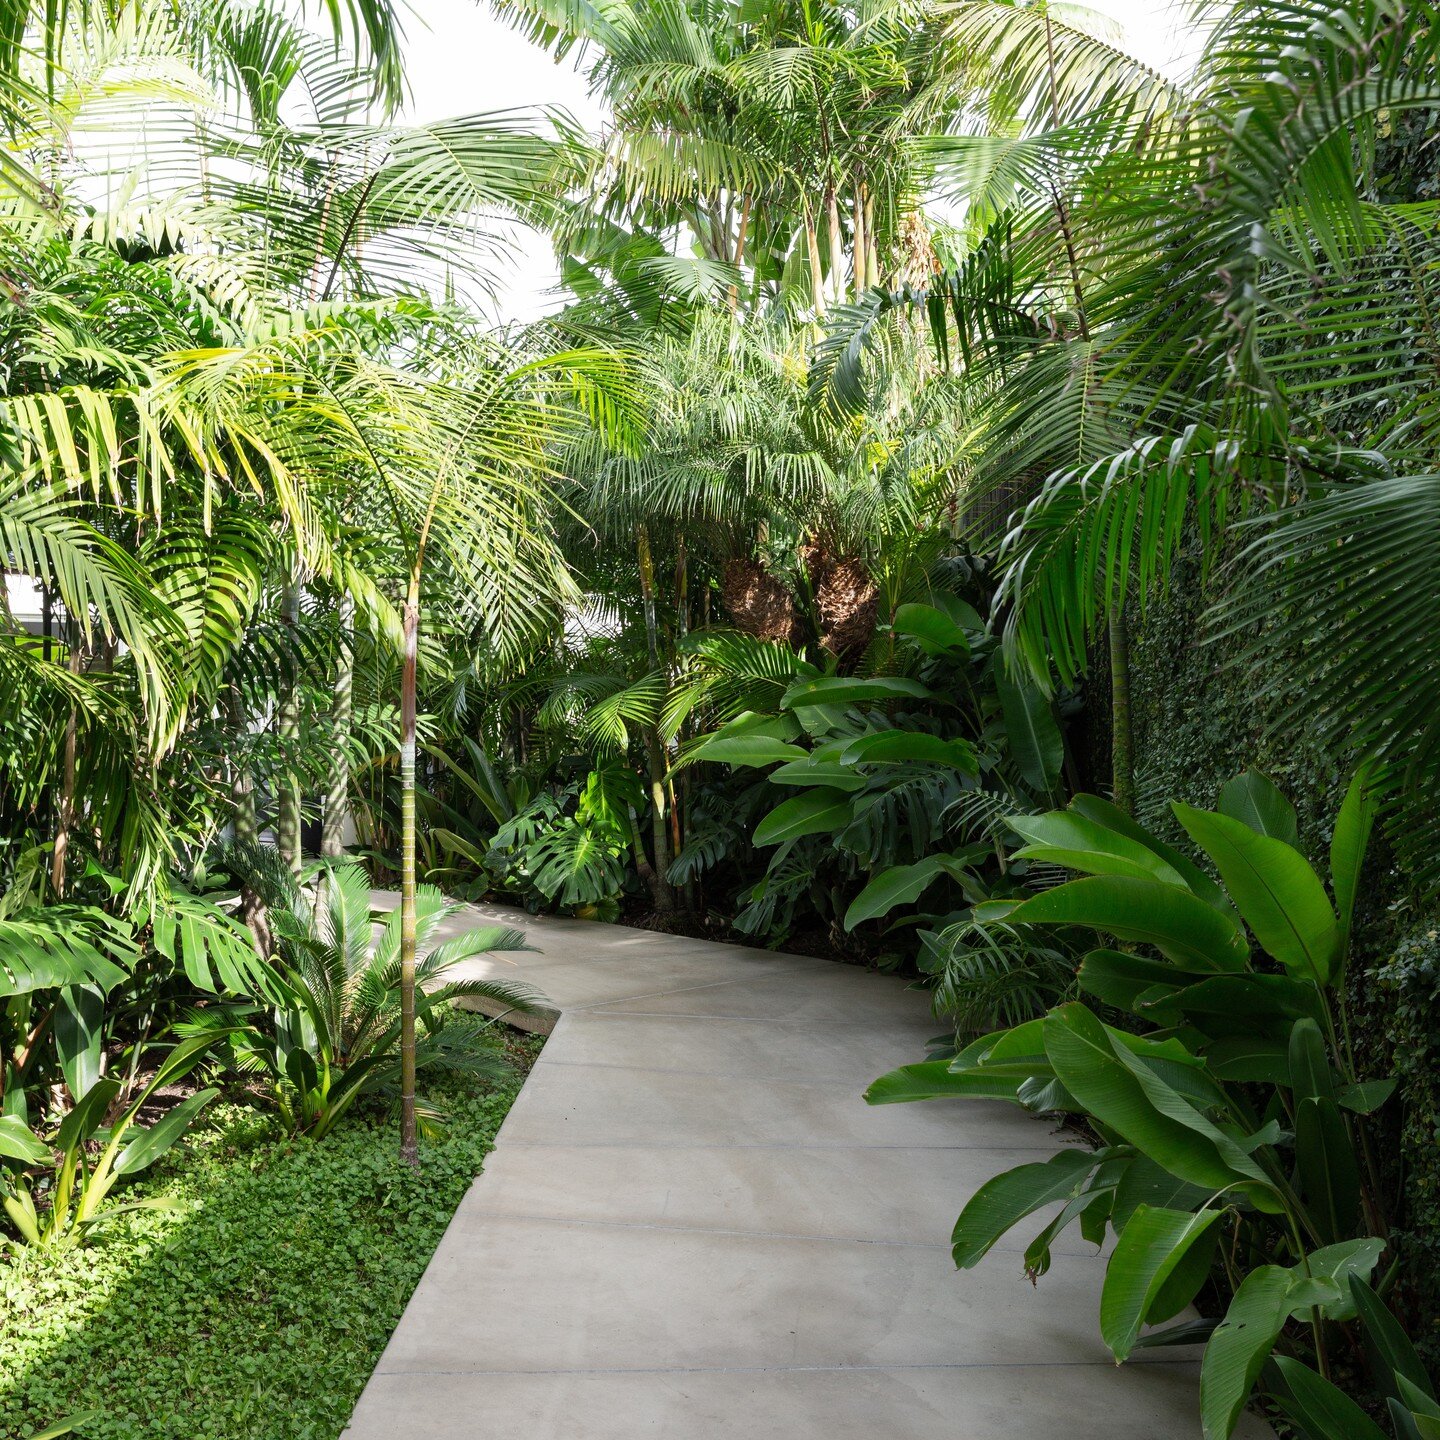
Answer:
868, 769, 1430, 1439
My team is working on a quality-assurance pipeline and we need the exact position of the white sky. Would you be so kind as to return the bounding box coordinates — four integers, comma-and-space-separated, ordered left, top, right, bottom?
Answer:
399, 0, 1207, 322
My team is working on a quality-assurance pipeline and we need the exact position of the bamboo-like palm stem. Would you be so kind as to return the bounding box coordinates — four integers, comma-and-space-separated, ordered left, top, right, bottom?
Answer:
398, 569, 420, 1168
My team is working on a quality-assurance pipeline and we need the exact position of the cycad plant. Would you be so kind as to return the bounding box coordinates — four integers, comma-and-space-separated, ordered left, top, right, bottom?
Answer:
200, 859, 539, 1140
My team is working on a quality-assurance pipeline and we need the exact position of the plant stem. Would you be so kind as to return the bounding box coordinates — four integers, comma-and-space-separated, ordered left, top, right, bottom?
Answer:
322, 594, 354, 858
398, 571, 420, 1168
49, 623, 82, 897
278, 580, 303, 878
1108, 603, 1135, 816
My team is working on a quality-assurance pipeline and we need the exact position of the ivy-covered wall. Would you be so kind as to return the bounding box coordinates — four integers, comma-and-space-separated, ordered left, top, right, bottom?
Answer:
1119, 553, 1440, 1362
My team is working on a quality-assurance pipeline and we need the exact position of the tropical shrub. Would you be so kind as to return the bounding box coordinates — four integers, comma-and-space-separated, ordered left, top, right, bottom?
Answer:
1, 1033, 224, 1249
683, 593, 1070, 963
868, 768, 1424, 1438
190, 860, 538, 1138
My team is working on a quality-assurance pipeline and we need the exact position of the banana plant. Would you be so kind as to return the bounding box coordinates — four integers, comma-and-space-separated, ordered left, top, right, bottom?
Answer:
868, 767, 1403, 1440
1, 1032, 224, 1247
1266, 1277, 1440, 1440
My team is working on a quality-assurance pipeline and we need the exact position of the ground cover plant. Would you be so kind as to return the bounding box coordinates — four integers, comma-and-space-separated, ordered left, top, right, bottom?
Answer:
0, 1047, 538, 1440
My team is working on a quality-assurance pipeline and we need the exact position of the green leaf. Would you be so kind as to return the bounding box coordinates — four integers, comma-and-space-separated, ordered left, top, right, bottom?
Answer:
1201, 1264, 1293, 1440
892, 601, 977, 655
767, 760, 867, 791
1102, 1205, 1226, 1361
1295, 1099, 1361, 1245
1330, 766, 1378, 943
0, 1114, 49, 1165
1043, 1004, 1260, 1191
1069, 794, 1229, 906
1204, 1037, 1291, 1085
1351, 1277, 1435, 1403
1288, 1018, 1336, 1103
1336, 1079, 1396, 1114
1218, 769, 1300, 848
1009, 813, 1190, 886
1269, 1356, 1389, 1440
752, 789, 854, 846
1288, 1239, 1386, 1320
839, 731, 977, 772
1009, 876, 1249, 971
780, 676, 932, 710
692, 734, 809, 766
844, 856, 955, 930
994, 665, 1063, 792
865, 1060, 1021, 1104
1111, 1156, 1212, 1232
56, 1078, 120, 1153
1077, 949, 1185, 1013
1173, 803, 1339, 984
1163, 973, 1326, 1031
951, 1150, 1097, 1267
55, 985, 104, 1099
21, 1412, 103, 1440
113, 1088, 219, 1177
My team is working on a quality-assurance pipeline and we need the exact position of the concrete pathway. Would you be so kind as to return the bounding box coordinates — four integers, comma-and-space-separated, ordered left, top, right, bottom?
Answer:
346, 902, 1268, 1439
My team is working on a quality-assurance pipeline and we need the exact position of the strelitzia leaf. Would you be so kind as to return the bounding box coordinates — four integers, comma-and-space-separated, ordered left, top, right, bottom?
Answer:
1173, 803, 1338, 985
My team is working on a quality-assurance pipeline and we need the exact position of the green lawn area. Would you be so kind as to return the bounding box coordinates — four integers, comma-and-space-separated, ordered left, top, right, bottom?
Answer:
0, 1037, 539, 1440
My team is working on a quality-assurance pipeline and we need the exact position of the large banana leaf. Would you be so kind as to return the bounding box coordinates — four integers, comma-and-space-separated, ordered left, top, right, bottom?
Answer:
1101, 1204, 1224, 1361
950, 1149, 1097, 1267
753, 788, 854, 845
1009, 875, 1249, 971
1173, 804, 1338, 985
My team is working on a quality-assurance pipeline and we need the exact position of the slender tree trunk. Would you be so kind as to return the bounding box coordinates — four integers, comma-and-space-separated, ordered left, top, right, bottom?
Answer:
636, 525, 661, 671
643, 730, 675, 913
826, 185, 843, 307
231, 686, 259, 847
728, 194, 752, 312
322, 595, 354, 858
277, 581, 303, 877
1108, 604, 1135, 816
398, 572, 420, 1167
627, 807, 660, 894
864, 189, 878, 288
228, 686, 272, 957
49, 625, 82, 897
852, 183, 866, 303
805, 212, 827, 319
634, 525, 675, 913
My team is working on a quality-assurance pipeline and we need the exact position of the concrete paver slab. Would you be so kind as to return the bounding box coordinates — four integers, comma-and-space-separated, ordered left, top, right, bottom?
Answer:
500, 1047, 1050, 1150
469, 1141, 1097, 1247
347, 897, 1270, 1439
352, 1363, 1274, 1440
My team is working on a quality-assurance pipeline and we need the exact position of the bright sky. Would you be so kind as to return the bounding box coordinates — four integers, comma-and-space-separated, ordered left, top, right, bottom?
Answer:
398, 0, 1207, 322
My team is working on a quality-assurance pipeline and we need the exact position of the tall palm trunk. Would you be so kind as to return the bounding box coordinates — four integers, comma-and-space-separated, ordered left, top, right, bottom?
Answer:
864, 189, 879, 288
277, 581, 303, 877
804, 210, 827, 319
229, 686, 273, 957
322, 595, 354, 857
398, 569, 420, 1167
49, 623, 82, 896
635, 526, 675, 913
852, 183, 867, 302
1108, 605, 1135, 816
728, 194, 752, 312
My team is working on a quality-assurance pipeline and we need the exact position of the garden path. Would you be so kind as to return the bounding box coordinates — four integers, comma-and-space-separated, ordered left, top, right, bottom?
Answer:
346, 899, 1268, 1439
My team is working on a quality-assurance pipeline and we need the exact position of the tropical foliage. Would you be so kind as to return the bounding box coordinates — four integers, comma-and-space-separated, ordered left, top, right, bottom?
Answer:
5, 0, 1440, 1434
